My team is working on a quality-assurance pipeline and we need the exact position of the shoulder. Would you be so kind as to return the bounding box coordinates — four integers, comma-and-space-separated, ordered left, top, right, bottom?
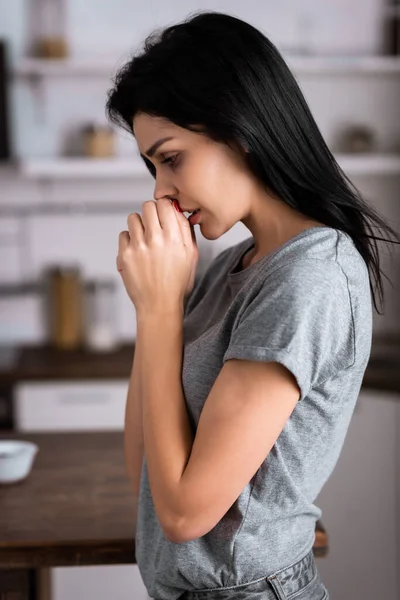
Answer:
246, 257, 350, 307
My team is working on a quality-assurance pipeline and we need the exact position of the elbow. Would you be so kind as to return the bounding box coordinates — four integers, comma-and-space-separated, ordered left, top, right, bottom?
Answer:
162, 511, 209, 544
162, 513, 189, 544
163, 526, 184, 544
163, 526, 193, 544
160, 488, 213, 543
161, 506, 200, 544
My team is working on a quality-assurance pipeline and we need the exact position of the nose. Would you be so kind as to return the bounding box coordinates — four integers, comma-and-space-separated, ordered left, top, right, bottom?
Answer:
153, 171, 178, 202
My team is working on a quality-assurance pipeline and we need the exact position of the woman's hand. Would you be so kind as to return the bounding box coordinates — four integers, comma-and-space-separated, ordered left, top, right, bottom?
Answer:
117, 199, 199, 316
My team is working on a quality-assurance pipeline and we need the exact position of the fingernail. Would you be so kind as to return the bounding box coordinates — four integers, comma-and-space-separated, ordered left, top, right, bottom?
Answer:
173, 200, 183, 213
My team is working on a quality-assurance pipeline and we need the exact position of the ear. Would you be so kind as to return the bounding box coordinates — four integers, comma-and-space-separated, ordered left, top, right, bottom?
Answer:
232, 140, 250, 157
239, 142, 250, 154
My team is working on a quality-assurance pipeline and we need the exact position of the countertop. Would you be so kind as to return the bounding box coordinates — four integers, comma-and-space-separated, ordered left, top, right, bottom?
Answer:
0, 430, 328, 568
0, 335, 399, 394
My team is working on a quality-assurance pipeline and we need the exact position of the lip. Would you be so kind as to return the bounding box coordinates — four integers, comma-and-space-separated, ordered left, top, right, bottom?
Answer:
189, 210, 201, 225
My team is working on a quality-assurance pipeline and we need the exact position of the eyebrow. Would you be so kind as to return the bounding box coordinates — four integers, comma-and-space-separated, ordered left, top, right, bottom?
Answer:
143, 136, 175, 158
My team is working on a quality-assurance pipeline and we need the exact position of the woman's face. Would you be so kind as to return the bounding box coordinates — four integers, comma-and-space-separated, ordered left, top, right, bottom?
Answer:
133, 113, 260, 240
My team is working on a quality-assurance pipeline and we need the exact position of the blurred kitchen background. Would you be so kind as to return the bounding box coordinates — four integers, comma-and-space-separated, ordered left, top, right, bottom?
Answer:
0, 1, 399, 599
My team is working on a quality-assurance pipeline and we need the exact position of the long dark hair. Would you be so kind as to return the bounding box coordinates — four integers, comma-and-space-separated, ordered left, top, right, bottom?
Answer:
106, 10, 399, 314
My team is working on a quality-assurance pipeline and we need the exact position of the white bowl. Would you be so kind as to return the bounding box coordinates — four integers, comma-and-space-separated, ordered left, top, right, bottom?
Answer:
0, 440, 39, 484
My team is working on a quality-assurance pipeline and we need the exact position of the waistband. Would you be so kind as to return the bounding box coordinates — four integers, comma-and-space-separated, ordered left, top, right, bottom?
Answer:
180, 547, 320, 600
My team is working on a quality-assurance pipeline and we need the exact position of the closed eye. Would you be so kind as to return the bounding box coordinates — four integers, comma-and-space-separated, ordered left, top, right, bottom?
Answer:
161, 154, 178, 168
140, 154, 179, 179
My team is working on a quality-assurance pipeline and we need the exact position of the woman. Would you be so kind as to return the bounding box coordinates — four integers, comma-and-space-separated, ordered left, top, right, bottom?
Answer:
107, 11, 399, 600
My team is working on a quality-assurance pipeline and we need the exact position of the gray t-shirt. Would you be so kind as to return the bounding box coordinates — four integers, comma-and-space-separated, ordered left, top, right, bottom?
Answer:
135, 226, 372, 600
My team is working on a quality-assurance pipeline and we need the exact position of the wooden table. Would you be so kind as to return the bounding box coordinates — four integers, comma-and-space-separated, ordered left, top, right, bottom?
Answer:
0, 431, 328, 600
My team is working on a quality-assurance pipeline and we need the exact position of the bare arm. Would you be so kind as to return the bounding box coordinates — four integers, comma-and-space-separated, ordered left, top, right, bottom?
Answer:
124, 298, 190, 536
137, 310, 194, 541
124, 343, 144, 535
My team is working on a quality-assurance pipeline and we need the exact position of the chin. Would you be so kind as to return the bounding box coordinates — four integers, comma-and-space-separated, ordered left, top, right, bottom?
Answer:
197, 222, 224, 241
197, 215, 238, 241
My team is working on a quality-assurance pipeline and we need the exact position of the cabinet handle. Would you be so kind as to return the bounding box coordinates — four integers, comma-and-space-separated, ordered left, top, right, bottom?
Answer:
58, 392, 111, 405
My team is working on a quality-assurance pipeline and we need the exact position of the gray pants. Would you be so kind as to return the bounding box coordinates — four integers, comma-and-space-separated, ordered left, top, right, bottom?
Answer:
178, 549, 329, 600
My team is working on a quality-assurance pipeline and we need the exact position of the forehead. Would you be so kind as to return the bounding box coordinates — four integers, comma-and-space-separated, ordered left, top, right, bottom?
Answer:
133, 114, 181, 147
133, 113, 211, 158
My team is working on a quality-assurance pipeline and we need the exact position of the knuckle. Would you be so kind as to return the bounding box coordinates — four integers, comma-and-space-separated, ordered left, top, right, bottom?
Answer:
151, 235, 164, 247
120, 253, 130, 266
127, 213, 137, 223
135, 240, 147, 251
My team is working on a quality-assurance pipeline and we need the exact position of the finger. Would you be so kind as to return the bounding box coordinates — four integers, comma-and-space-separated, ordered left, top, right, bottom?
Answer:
154, 199, 181, 237
166, 199, 193, 248
189, 220, 198, 251
118, 230, 130, 252
178, 211, 194, 251
116, 255, 124, 273
127, 212, 145, 244
117, 230, 130, 272
141, 200, 167, 243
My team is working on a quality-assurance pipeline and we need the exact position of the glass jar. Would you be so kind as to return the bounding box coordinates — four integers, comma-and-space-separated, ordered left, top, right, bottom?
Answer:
28, 0, 68, 58
82, 124, 116, 158
46, 266, 84, 351
84, 279, 119, 352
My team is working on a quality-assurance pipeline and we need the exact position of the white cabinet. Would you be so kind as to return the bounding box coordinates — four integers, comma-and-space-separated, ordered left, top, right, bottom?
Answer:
0, 217, 23, 283
315, 390, 399, 600
15, 380, 128, 431
14, 380, 150, 600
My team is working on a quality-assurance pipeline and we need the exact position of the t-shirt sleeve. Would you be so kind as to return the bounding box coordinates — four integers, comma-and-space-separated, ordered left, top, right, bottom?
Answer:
223, 259, 356, 401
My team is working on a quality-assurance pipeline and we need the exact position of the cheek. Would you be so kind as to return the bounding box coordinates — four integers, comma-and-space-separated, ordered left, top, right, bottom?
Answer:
180, 159, 221, 205
181, 151, 248, 213
201, 158, 235, 197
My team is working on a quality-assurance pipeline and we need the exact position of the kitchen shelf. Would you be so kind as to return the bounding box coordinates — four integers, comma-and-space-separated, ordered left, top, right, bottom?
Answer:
13, 57, 123, 78
286, 55, 400, 74
335, 153, 400, 175
13, 56, 400, 78
19, 157, 148, 179
18, 154, 400, 180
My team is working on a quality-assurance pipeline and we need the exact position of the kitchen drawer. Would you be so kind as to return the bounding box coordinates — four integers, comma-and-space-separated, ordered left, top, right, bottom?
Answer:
14, 380, 128, 431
